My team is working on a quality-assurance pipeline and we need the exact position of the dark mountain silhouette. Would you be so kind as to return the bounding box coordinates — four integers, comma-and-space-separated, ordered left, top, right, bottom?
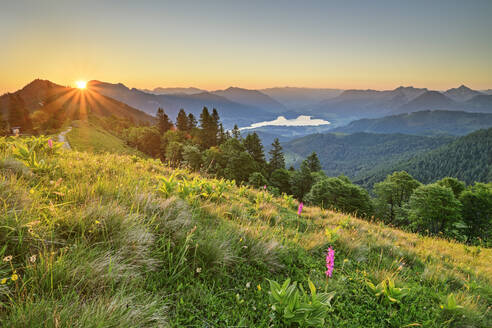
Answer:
88, 81, 274, 128
260, 87, 343, 109
0, 79, 155, 132
394, 91, 456, 114
332, 110, 492, 136
212, 87, 287, 113
444, 85, 483, 102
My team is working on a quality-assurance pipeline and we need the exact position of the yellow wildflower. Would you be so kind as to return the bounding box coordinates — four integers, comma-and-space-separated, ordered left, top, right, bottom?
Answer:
257, 284, 261, 291
1, 278, 7, 284
11, 273, 18, 281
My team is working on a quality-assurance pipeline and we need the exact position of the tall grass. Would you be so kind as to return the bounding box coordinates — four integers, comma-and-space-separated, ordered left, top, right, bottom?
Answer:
0, 136, 490, 327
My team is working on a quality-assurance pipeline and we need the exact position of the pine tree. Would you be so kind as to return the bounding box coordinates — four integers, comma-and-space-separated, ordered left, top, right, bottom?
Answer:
156, 108, 173, 134
232, 125, 241, 139
199, 107, 219, 148
243, 132, 265, 164
217, 123, 227, 144
176, 109, 189, 131
305, 152, 321, 172
268, 138, 285, 171
187, 113, 197, 129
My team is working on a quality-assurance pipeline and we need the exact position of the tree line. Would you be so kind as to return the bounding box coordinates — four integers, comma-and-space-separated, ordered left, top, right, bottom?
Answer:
122, 107, 490, 246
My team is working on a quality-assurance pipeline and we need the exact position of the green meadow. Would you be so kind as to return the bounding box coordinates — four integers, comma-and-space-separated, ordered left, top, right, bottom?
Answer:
0, 136, 490, 327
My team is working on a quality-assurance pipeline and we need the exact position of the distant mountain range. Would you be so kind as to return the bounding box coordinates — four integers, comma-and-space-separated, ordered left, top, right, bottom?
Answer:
306, 85, 491, 124
140, 87, 205, 95
332, 110, 492, 136
260, 87, 343, 109
212, 87, 287, 113
0, 79, 155, 131
87, 81, 276, 129
3, 80, 492, 133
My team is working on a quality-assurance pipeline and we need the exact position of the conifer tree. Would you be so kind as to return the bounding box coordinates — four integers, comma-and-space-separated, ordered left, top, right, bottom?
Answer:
243, 132, 265, 164
187, 113, 197, 129
268, 138, 285, 171
176, 109, 189, 131
232, 124, 241, 139
199, 107, 218, 148
156, 108, 173, 134
305, 152, 321, 172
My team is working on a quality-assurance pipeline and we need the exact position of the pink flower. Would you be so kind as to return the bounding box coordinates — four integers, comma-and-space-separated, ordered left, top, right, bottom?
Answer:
48, 139, 53, 148
325, 247, 335, 278
263, 185, 267, 190
297, 202, 303, 215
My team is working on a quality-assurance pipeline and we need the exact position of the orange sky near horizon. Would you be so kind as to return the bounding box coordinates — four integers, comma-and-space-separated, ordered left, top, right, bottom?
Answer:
1, 1, 491, 95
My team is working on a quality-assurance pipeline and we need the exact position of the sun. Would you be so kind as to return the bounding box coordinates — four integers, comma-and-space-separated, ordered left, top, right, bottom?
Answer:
75, 80, 87, 89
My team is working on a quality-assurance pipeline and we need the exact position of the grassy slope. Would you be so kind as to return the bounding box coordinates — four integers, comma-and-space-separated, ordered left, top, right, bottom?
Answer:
65, 121, 143, 156
0, 140, 491, 327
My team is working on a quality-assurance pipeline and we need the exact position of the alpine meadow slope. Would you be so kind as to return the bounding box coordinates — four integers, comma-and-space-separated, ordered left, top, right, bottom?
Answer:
0, 136, 490, 327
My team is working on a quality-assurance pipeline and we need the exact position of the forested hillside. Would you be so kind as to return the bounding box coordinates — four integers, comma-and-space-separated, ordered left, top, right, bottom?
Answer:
283, 132, 455, 177
355, 128, 492, 187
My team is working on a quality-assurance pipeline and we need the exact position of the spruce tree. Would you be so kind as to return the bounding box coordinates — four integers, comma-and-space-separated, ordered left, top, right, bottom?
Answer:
156, 108, 173, 134
268, 138, 285, 170
199, 107, 220, 148
305, 152, 321, 172
232, 124, 241, 139
176, 109, 189, 131
187, 113, 197, 129
243, 132, 265, 164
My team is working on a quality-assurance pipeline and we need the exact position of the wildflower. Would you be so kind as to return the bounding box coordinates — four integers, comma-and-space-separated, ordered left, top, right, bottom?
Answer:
263, 185, 267, 190
246, 282, 251, 288
1, 278, 7, 284
3, 255, 12, 262
297, 202, 303, 216
196, 267, 202, 273
325, 247, 335, 278
344, 258, 349, 263
30, 254, 37, 263
257, 284, 262, 291
95, 220, 101, 224
11, 273, 18, 281
48, 139, 53, 148
239, 238, 243, 242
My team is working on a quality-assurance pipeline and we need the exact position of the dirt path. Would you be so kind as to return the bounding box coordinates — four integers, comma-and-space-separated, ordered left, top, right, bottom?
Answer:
58, 126, 72, 149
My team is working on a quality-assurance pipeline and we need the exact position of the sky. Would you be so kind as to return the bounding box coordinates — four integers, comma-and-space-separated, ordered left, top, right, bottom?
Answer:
1, 0, 491, 94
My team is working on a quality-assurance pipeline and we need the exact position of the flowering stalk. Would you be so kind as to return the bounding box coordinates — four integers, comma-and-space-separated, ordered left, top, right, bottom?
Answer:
48, 139, 53, 148
325, 247, 335, 278
297, 202, 303, 216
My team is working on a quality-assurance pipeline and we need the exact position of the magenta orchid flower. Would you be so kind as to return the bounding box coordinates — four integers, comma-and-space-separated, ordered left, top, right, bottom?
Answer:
48, 139, 53, 148
325, 247, 335, 278
297, 202, 303, 215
